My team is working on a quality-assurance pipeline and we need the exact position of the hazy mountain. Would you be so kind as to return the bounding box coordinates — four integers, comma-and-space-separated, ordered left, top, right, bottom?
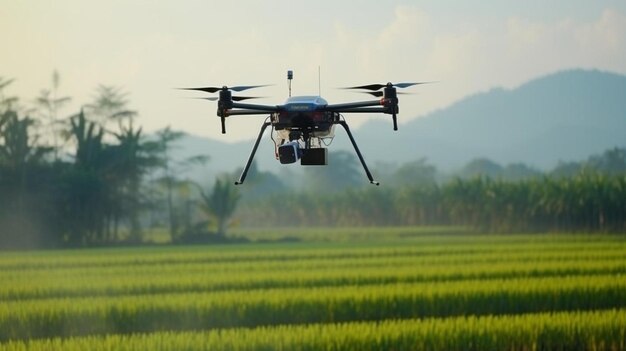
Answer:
347, 69, 626, 170
175, 68, 626, 180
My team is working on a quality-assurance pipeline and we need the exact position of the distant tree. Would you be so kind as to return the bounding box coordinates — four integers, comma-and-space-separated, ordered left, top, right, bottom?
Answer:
501, 163, 542, 181
152, 127, 209, 240
153, 127, 185, 239
0, 111, 52, 170
85, 85, 136, 129
198, 178, 241, 238
0, 77, 19, 112
459, 158, 503, 179
586, 147, 626, 175
108, 124, 161, 242
0, 109, 56, 248
551, 161, 582, 178
392, 158, 437, 188
551, 148, 626, 178
62, 109, 108, 244
303, 150, 361, 192
34, 70, 71, 160
233, 161, 286, 199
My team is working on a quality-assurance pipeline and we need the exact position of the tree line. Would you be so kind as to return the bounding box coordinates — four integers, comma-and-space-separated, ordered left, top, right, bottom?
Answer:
0, 74, 240, 249
236, 145, 626, 233
237, 171, 626, 233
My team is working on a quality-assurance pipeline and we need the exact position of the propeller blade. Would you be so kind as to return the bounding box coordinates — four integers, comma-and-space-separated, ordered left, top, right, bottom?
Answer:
342, 81, 434, 91
177, 84, 272, 94
189, 96, 264, 101
229, 84, 272, 92
190, 97, 219, 101
343, 84, 386, 91
358, 91, 413, 97
394, 82, 419, 88
178, 87, 222, 93
394, 82, 435, 88
232, 96, 264, 101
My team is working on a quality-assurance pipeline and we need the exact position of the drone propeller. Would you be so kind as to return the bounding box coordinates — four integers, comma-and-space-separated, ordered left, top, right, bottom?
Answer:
178, 85, 271, 134
177, 84, 272, 94
191, 96, 264, 102
358, 91, 413, 98
342, 82, 433, 91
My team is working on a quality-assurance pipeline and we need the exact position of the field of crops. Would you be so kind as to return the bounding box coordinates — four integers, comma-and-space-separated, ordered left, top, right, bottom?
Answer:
1, 228, 625, 350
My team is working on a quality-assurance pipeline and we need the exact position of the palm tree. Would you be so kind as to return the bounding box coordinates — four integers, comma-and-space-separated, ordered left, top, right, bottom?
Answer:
34, 70, 71, 160
0, 109, 52, 186
85, 85, 136, 129
0, 77, 19, 113
198, 178, 241, 238
110, 124, 154, 241
152, 126, 209, 240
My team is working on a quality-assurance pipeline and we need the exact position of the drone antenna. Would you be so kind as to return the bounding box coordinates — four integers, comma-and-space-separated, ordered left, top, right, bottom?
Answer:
318, 66, 321, 96
287, 70, 293, 97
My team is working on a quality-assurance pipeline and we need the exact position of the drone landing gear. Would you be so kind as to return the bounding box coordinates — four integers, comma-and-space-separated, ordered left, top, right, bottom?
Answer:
337, 121, 379, 186
235, 121, 271, 185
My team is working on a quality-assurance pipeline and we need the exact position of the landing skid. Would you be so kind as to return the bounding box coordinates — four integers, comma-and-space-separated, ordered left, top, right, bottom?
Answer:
234, 121, 379, 186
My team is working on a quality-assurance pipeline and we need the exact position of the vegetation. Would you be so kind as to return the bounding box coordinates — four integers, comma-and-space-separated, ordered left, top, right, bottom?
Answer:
0, 231, 625, 349
0, 75, 214, 248
237, 172, 626, 232
1, 72, 625, 250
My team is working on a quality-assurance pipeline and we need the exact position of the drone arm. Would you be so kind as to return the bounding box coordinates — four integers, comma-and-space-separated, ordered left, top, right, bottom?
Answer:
325, 100, 382, 111
225, 110, 274, 116
231, 102, 280, 112
329, 107, 387, 113
235, 121, 271, 185
327, 99, 399, 131
337, 120, 379, 186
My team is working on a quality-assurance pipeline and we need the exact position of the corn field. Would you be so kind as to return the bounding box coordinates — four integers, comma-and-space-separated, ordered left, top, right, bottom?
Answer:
1, 229, 625, 350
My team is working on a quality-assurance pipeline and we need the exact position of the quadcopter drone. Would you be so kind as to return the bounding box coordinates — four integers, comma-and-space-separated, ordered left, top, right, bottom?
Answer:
181, 71, 426, 185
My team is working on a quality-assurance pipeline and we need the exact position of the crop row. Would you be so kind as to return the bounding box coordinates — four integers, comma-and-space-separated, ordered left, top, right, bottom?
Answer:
2, 256, 625, 301
4, 243, 624, 277
2, 309, 624, 351
1, 274, 624, 341
2, 235, 622, 271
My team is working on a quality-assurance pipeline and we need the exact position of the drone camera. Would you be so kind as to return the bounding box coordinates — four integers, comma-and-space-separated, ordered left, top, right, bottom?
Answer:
278, 141, 301, 164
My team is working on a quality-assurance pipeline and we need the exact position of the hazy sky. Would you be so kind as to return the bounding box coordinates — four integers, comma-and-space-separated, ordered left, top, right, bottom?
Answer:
2, 0, 626, 141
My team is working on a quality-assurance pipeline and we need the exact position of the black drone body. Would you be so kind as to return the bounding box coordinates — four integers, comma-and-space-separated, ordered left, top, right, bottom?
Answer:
181, 72, 427, 185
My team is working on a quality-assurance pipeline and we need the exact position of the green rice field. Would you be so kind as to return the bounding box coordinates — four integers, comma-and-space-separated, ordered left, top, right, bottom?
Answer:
1, 228, 625, 350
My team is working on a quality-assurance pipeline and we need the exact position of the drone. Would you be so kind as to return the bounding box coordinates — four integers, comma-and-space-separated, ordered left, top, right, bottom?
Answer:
181, 71, 426, 185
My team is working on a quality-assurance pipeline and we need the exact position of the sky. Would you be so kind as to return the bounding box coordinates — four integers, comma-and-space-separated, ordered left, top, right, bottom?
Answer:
2, 0, 626, 141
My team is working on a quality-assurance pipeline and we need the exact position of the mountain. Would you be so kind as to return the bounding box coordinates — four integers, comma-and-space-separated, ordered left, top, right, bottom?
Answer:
175, 69, 626, 180
346, 69, 626, 170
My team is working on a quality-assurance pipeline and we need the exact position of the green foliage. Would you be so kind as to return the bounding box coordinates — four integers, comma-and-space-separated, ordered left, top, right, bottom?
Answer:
198, 178, 241, 237
0, 110, 52, 169
459, 158, 503, 179
0, 103, 161, 248
151, 126, 210, 241
239, 173, 626, 232
392, 158, 438, 188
